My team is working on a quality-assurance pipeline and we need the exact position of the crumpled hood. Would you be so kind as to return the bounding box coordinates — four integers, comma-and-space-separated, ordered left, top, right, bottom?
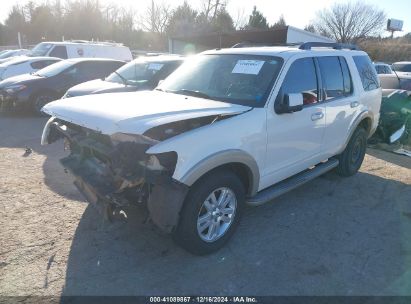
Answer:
42, 90, 251, 135
66, 79, 136, 97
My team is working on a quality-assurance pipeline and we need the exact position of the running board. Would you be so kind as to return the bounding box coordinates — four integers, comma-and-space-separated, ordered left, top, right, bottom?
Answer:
247, 159, 339, 206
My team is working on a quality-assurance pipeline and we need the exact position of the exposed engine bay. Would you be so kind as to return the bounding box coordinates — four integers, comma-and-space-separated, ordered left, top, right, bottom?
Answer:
42, 114, 234, 232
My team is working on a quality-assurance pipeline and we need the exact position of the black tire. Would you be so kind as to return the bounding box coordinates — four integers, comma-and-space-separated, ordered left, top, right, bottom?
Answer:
335, 127, 367, 177
173, 169, 245, 255
32, 92, 56, 115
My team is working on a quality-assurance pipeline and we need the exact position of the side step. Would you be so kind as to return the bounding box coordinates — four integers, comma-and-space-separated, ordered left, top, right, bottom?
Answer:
247, 158, 339, 206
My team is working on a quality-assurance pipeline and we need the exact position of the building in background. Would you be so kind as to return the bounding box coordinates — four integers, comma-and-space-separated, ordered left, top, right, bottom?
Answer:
168, 26, 334, 54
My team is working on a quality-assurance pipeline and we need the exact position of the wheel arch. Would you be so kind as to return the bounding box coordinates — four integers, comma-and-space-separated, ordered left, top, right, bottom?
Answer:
340, 111, 373, 152
29, 88, 58, 103
180, 150, 260, 196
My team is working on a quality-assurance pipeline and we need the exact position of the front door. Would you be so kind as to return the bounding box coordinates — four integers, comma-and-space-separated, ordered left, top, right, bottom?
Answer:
263, 57, 326, 189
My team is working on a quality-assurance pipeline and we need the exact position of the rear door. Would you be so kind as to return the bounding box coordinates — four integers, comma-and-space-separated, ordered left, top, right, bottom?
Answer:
319, 56, 359, 156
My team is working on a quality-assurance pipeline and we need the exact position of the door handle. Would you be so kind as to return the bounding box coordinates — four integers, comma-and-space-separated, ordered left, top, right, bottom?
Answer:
350, 101, 359, 108
311, 112, 324, 121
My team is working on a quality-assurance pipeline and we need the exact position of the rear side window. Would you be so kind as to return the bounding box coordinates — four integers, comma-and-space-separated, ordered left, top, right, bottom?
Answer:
353, 56, 380, 91
102, 61, 124, 75
76, 61, 123, 79
49, 46, 68, 59
92, 61, 124, 78
318, 56, 349, 100
280, 57, 319, 105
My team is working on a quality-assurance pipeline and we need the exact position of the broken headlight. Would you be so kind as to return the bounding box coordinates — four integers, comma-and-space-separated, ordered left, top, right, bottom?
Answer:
110, 132, 177, 174
149, 151, 178, 174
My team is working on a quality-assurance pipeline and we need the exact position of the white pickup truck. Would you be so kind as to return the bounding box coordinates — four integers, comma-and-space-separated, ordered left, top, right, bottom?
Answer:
41, 42, 382, 255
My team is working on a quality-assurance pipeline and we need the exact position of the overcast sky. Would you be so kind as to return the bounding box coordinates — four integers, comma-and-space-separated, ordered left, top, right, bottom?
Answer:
1, 0, 409, 36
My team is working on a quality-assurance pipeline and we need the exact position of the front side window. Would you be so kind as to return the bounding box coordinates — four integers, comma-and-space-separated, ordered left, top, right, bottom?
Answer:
158, 54, 283, 107
353, 56, 380, 91
280, 57, 319, 105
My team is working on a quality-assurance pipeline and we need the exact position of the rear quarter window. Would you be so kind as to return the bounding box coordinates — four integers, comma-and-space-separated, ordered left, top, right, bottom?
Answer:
353, 55, 380, 91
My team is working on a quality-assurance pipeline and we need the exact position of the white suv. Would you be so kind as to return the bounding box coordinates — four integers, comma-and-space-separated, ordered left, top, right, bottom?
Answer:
41, 42, 382, 255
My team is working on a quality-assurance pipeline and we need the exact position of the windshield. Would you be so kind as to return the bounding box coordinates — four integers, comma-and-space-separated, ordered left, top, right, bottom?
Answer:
35, 60, 73, 77
29, 43, 53, 57
392, 63, 411, 73
158, 54, 283, 107
106, 60, 170, 85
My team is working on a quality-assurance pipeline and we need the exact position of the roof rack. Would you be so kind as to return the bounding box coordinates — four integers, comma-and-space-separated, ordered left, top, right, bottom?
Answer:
64, 39, 124, 46
231, 42, 300, 48
298, 42, 360, 50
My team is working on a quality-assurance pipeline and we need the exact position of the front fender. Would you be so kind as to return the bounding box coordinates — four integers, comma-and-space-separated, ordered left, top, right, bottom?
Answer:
146, 108, 267, 196
179, 149, 260, 195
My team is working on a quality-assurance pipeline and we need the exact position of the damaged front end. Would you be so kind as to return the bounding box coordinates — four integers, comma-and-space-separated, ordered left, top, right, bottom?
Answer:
42, 117, 190, 232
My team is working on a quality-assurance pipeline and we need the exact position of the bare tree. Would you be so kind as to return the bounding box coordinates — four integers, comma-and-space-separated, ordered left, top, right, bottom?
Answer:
314, 2, 386, 43
200, 0, 227, 22
232, 7, 247, 30
139, 0, 171, 34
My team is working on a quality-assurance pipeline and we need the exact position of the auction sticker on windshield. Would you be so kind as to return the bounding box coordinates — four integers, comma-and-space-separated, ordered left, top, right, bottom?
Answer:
232, 60, 264, 75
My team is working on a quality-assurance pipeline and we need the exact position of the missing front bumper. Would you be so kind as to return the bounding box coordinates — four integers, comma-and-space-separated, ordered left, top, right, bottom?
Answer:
52, 120, 188, 233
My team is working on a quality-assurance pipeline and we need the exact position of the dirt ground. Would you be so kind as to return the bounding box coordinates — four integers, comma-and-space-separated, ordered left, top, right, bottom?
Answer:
0, 113, 411, 296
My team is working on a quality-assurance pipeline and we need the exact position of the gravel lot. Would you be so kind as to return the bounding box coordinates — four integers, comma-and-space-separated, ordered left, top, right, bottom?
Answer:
0, 114, 411, 296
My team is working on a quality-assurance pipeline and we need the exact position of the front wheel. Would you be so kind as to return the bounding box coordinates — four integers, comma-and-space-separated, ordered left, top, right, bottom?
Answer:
335, 127, 367, 177
173, 170, 245, 255
32, 92, 56, 115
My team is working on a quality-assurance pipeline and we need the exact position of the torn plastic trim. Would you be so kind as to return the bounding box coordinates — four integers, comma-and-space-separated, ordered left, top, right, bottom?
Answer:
41, 117, 56, 145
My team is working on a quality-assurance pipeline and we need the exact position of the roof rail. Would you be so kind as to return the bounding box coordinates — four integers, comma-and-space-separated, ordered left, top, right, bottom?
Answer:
231, 42, 301, 48
299, 42, 360, 50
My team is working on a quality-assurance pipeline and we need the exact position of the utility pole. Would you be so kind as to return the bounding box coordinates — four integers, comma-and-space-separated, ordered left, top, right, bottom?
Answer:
17, 32, 22, 48
151, 0, 155, 32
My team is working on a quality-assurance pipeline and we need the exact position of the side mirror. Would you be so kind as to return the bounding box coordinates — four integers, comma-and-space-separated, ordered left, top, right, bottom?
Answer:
276, 93, 304, 114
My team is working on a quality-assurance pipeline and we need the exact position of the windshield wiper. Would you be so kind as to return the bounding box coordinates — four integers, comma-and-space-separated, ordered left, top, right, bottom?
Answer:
172, 89, 214, 100
114, 71, 127, 85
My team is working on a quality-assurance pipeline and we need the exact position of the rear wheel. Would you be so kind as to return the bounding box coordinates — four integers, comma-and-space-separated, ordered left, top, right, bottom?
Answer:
173, 169, 245, 255
335, 127, 367, 177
